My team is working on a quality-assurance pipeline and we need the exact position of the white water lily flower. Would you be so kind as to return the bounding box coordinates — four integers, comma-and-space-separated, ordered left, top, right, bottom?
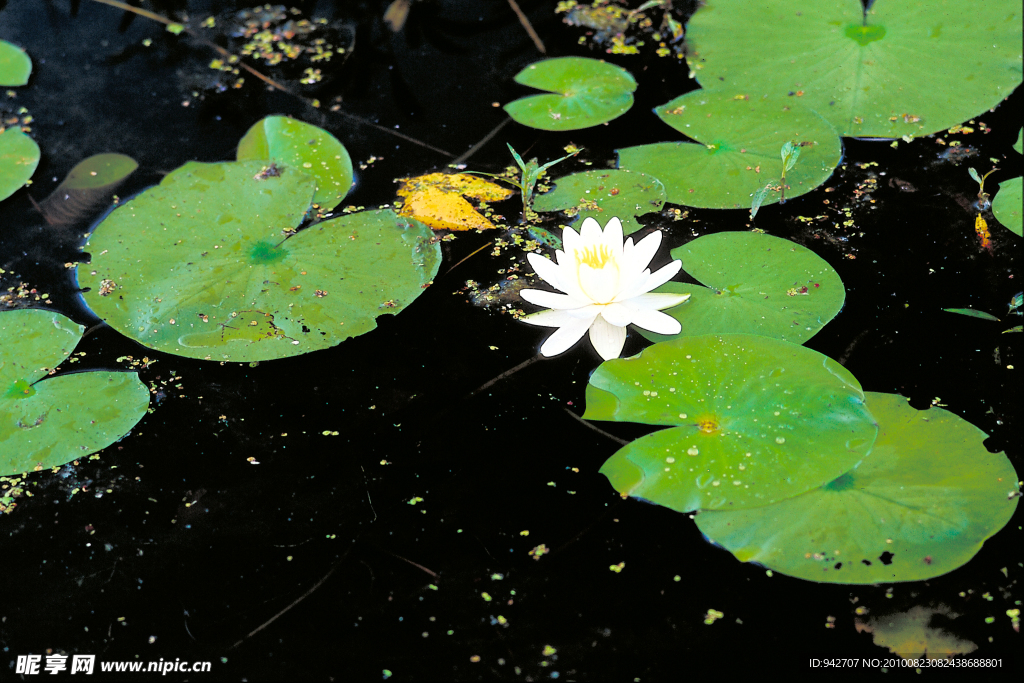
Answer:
519, 216, 691, 360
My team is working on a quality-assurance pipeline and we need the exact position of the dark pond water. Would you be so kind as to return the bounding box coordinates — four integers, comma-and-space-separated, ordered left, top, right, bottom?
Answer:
1, 1, 1021, 680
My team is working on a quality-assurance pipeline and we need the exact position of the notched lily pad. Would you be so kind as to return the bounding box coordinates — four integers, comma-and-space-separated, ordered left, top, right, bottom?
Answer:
640, 231, 845, 344
237, 115, 354, 212
695, 392, 1020, 583
79, 160, 440, 362
685, 0, 1023, 137
585, 334, 877, 511
617, 91, 842, 208
0, 309, 149, 476
504, 56, 637, 131
0, 39, 31, 86
0, 127, 40, 202
532, 169, 666, 235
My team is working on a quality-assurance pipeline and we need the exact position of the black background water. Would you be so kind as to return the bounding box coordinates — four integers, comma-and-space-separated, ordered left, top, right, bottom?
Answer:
1, 1, 1021, 679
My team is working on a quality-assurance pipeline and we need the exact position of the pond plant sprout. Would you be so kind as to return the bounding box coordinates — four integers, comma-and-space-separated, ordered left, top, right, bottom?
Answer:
504, 143, 581, 222
1009, 292, 1023, 316
519, 216, 690, 360
968, 166, 998, 210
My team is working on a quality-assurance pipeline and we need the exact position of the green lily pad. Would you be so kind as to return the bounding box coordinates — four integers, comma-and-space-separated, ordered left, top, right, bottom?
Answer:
586, 333, 877, 511
503, 57, 637, 131
1014, 128, 1022, 155
237, 115, 354, 212
39, 153, 138, 226
639, 232, 845, 344
991, 176, 1022, 236
78, 160, 440, 362
0, 39, 31, 86
0, 309, 150, 476
617, 91, 842, 208
0, 127, 40, 202
532, 169, 666, 235
685, 0, 1023, 138
695, 392, 1020, 583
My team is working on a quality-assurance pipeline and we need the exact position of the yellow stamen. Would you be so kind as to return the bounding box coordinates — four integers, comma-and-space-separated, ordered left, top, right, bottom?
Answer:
576, 245, 613, 269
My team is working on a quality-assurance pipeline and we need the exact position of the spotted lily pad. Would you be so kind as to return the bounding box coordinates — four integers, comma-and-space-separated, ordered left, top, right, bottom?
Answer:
0, 39, 31, 86
0, 127, 40, 202
685, 0, 1023, 138
532, 169, 666, 235
639, 232, 845, 344
617, 91, 842, 208
78, 161, 440, 362
991, 176, 1022, 236
585, 334, 877, 511
695, 393, 1019, 583
0, 309, 149, 476
237, 115, 354, 212
504, 57, 637, 131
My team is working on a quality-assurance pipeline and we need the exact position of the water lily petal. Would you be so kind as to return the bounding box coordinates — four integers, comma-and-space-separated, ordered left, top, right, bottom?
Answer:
638, 259, 683, 293
597, 302, 635, 327
526, 252, 564, 291
578, 262, 620, 304
520, 288, 584, 310
614, 271, 653, 303
565, 303, 605, 319
539, 315, 595, 356
628, 291, 692, 310
600, 217, 624, 258
588, 315, 628, 360
622, 229, 662, 276
561, 224, 583, 259
550, 251, 590, 303
624, 307, 682, 335
579, 216, 603, 243
520, 308, 580, 328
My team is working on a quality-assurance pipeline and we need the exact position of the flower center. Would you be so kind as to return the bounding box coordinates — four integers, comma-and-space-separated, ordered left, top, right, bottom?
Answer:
573, 244, 621, 304
576, 245, 613, 269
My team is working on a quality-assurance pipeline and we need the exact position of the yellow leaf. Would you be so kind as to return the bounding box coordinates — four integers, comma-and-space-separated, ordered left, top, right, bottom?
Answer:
397, 172, 514, 202
398, 186, 498, 231
395, 173, 514, 231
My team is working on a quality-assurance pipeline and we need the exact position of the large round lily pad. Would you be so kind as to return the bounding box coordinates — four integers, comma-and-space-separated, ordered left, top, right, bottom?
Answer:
1, 309, 150, 476
237, 115, 354, 212
639, 231, 846, 344
617, 91, 842, 208
78, 161, 440, 362
504, 57, 637, 131
585, 334, 877, 511
685, 0, 1023, 138
0, 39, 31, 86
695, 393, 1020, 583
0, 127, 40, 202
991, 177, 1021, 237
532, 169, 666, 235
